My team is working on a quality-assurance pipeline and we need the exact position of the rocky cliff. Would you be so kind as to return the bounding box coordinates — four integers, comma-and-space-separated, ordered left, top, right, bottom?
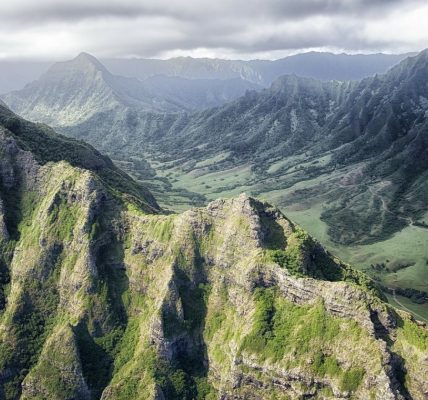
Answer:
0, 108, 427, 400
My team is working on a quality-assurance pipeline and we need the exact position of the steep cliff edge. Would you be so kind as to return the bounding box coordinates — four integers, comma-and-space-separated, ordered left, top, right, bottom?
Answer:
0, 108, 427, 399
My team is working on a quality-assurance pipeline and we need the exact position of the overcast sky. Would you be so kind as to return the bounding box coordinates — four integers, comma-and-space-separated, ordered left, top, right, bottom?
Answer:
0, 0, 427, 60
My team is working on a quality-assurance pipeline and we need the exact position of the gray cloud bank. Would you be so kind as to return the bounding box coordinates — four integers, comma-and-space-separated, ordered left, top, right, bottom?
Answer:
0, 0, 427, 60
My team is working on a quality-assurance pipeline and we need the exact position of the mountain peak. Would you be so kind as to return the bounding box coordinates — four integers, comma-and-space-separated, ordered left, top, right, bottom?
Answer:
40, 52, 109, 79
76, 51, 94, 58
69, 51, 107, 71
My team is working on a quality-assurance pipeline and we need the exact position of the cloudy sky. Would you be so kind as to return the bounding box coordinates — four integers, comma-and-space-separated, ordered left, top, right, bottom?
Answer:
0, 0, 427, 60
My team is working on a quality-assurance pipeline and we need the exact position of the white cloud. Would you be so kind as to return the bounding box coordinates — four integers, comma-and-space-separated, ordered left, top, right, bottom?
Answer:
0, 0, 426, 60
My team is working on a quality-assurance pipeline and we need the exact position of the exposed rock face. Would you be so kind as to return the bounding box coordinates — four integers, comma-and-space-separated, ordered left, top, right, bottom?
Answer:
0, 117, 426, 399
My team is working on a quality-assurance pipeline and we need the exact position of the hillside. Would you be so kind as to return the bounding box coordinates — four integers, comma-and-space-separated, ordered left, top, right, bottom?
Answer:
0, 103, 158, 213
0, 107, 427, 398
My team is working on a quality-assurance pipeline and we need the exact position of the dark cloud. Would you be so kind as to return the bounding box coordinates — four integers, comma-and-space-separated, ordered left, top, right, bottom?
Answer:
0, 0, 426, 60
267, 0, 410, 18
0, 0, 421, 23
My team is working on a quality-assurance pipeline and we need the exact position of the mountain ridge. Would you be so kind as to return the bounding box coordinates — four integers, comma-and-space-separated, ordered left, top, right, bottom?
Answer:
103, 51, 415, 85
0, 103, 159, 213
0, 51, 413, 95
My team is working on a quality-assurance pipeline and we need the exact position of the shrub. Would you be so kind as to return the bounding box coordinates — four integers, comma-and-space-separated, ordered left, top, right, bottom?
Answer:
340, 367, 365, 392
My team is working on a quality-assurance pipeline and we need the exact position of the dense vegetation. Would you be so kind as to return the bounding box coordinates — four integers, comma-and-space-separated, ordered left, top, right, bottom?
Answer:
0, 104, 158, 212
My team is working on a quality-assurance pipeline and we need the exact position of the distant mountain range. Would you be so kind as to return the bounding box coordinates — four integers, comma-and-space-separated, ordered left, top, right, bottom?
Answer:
0, 51, 413, 95
1, 53, 262, 126
104, 51, 415, 85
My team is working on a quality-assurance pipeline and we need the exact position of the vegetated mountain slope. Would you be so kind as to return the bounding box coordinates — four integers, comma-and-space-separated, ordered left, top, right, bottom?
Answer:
140, 75, 261, 110
103, 52, 413, 85
2, 53, 134, 127
138, 75, 355, 161
0, 107, 427, 399
0, 104, 158, 212
316, 49, 428, 243
1, 53, 184, 127
60, 74, 352, 159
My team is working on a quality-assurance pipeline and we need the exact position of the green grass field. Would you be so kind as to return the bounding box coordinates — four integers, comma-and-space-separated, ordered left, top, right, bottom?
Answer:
283, 205, 428, 290
385, 293, 428, 323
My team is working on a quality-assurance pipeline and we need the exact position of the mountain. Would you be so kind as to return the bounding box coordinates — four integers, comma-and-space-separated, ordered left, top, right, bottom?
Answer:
1, 52, 183, 127
0, 103, 158, 213
139, 75, 261, 110
103, 52, 413, 85
317, 50, 428, 240
55, 51, 428, 244
135, 75, 355, 159
2, 51, 428, 304
131, 51, 428, 300
152, 51, 428, 240
0, 53, 259, 208
250, 51, 417, 84
0, 105, 427, 399
0, 52, 411, 96
38, 50, 428, 299
1, 53, 261, 120
103, 56, 266, 84
2, 53, 139, 126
